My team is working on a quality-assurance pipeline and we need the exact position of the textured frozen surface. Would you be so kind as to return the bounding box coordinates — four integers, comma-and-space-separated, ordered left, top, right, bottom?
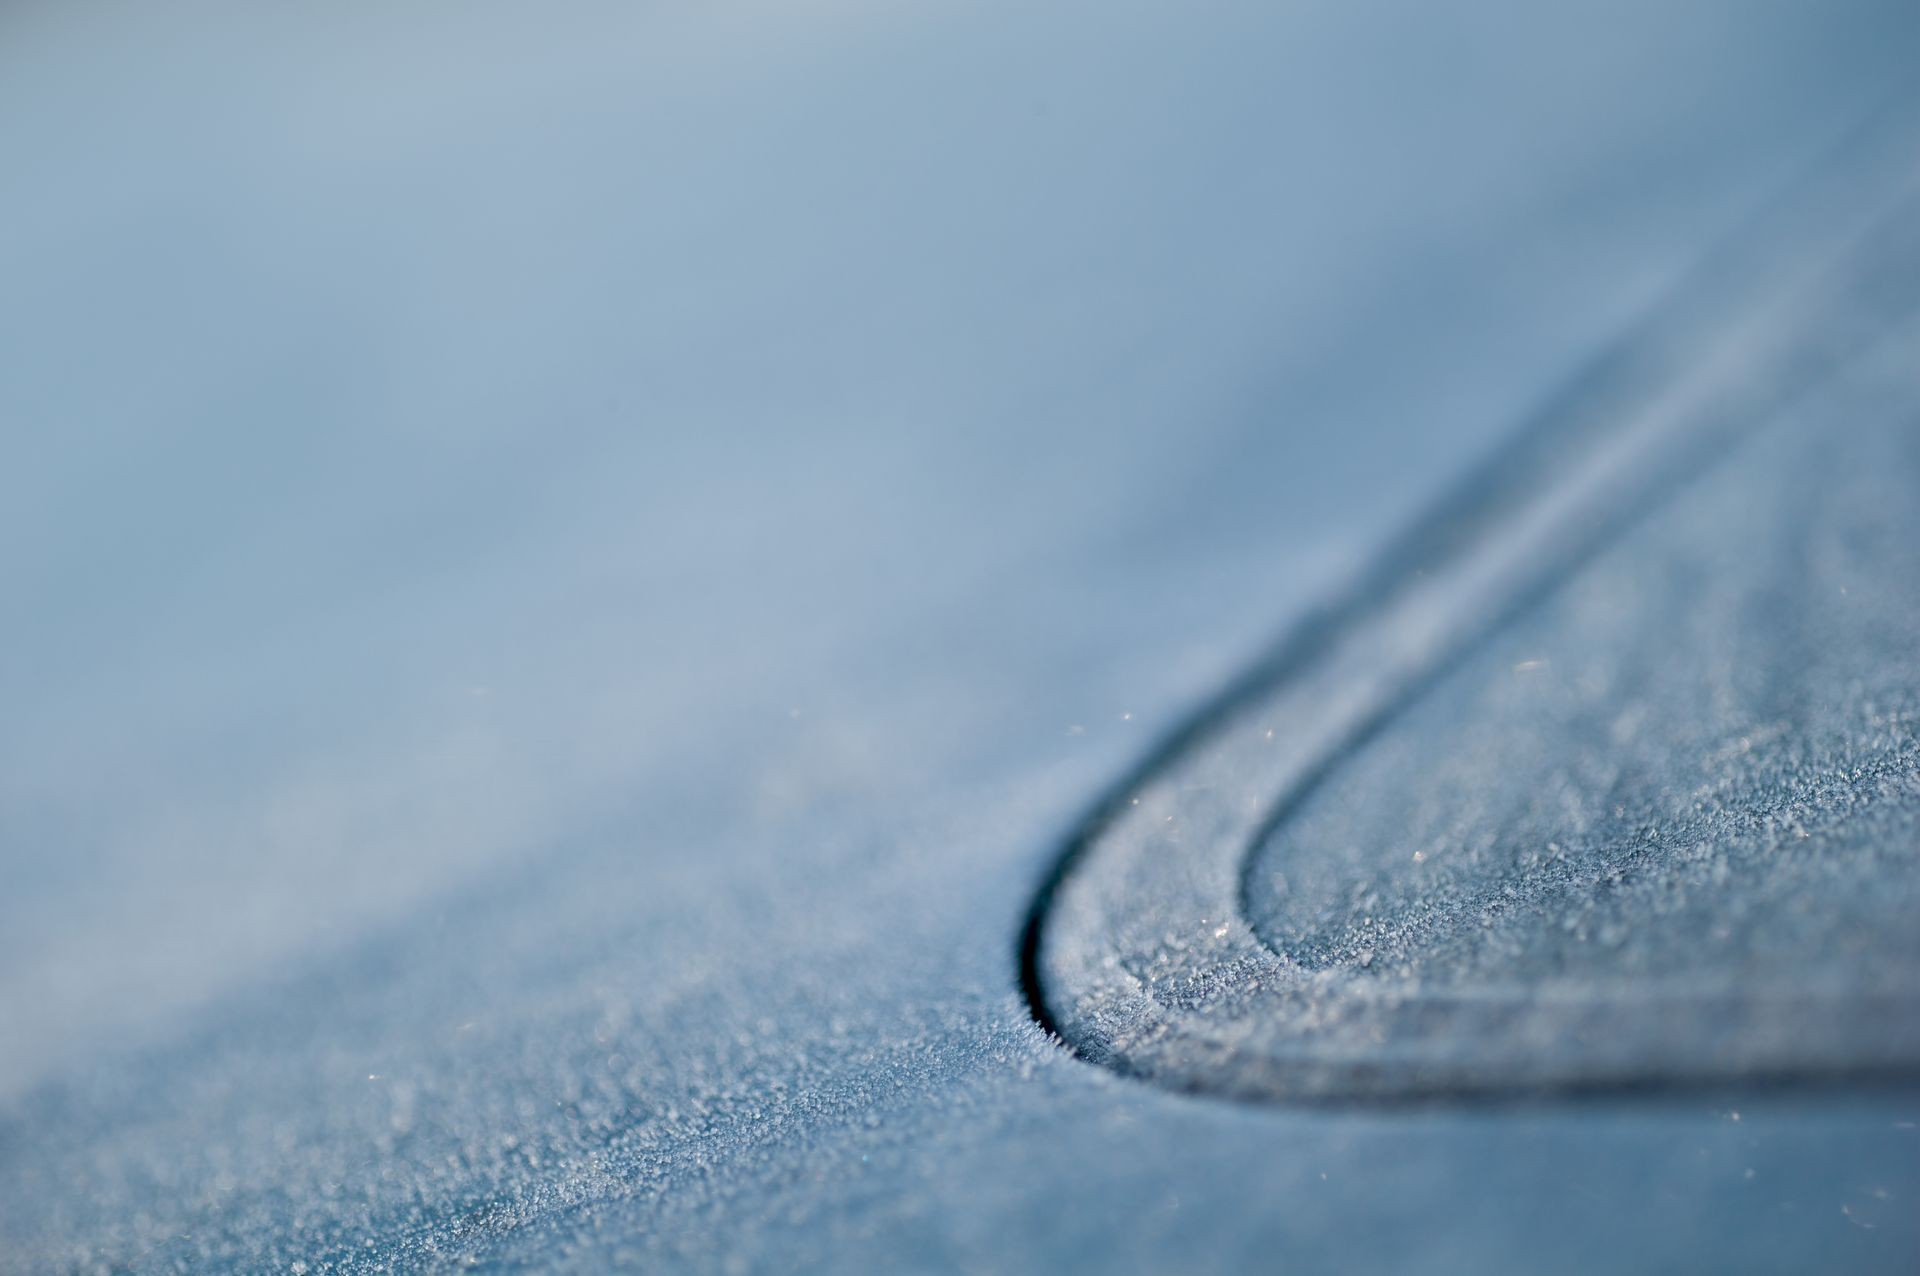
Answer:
1245, 351, 1920, 1082
3, 2, 1920, 1272
1034, 136, 1920, 1100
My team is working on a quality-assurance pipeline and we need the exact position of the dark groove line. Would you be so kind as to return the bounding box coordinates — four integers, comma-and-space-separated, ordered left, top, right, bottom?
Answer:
1015, 100, 1920, 1072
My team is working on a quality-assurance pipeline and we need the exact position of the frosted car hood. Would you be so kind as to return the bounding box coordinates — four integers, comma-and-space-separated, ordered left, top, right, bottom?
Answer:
2, 2, 1918, 1271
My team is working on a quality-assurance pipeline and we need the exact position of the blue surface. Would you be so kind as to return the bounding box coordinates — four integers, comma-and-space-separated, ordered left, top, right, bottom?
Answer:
3, 3, 1918, 1271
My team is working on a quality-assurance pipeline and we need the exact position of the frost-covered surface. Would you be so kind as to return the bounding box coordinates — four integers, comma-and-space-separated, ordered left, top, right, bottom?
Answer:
1248, 372, 1920, 1003
3, 2, 1919, 1271
1046, 340, 1920, 1101
1037, 152, 1920, 1100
